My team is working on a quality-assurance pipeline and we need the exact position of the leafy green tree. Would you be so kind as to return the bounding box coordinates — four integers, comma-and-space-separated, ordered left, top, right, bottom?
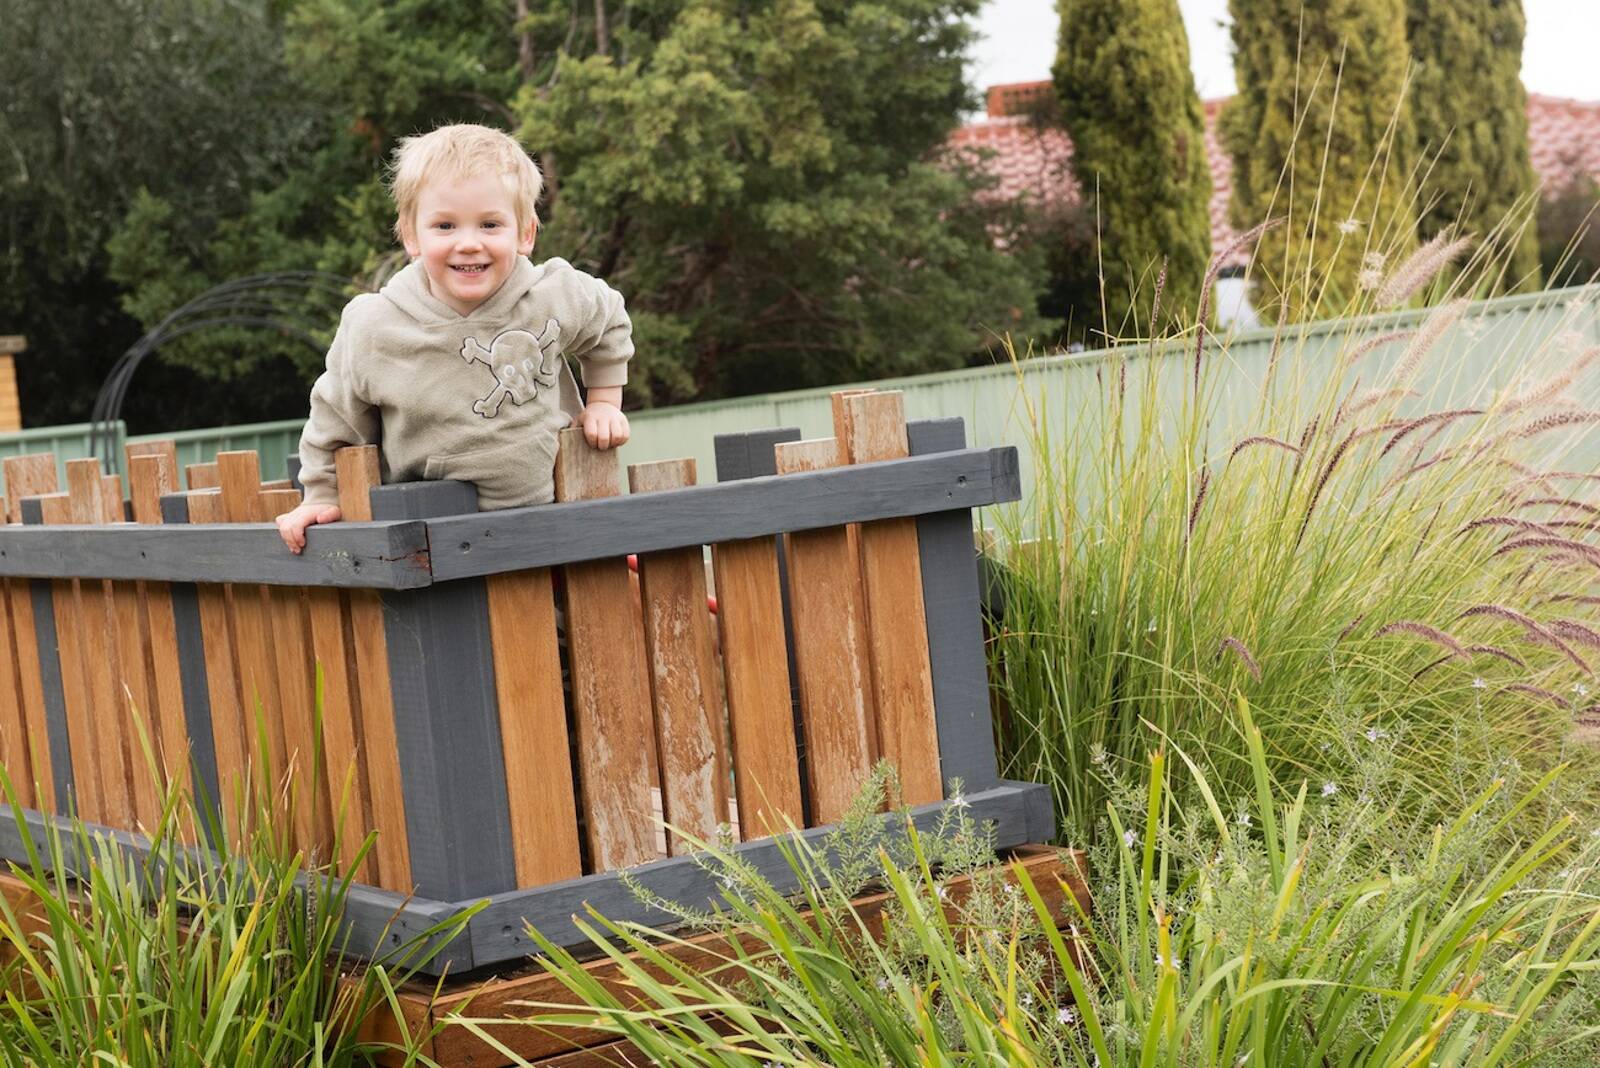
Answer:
0, 0, 324, 428
1537, 171, 1600, 287
1052, 0, 1211, 335
1221, 0, 1417, 317
1406, 0, 1540, 290
518, 0, 1055, 402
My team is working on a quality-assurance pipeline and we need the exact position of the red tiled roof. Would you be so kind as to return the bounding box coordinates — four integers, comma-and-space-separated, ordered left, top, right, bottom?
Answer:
953, 81, 1600, 267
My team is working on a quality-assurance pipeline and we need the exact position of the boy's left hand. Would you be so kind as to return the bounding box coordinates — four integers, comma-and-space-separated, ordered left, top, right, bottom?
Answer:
577, 401, 630, 450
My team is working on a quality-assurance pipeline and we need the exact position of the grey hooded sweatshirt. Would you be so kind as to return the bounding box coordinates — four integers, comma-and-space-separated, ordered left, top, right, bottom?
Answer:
298, 256, 632, 510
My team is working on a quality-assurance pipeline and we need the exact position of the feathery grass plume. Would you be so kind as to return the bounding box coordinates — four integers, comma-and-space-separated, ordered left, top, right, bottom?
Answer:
1492, 535, 1600, 570
1499, 683, 1570, 709
1517, 496, 1600, 518
1194, 218, 1283, 388
1297, 416, 1322, 453
1217, 636, 1261, 679
1148, 257, 1167, 341
1186, 465, 1210, 537
1347, 387, 1420, 418
1551, 619, 1600, 650
1511, 410, 1600, 440
1412, 654, 1452, 680
1465, 644, 1527, 669
1380, 409, 1483, 457
1391, 299, 1470, 388
1228, 434, 1302, 461
1461, 600, 1593, 672
1545, 594, 1600, 608
1501, 345, 1600, 412
1374, 620, 1466, 657
1297, 429, 1366, 545
1339, 328, 1415, 370
1380, 449, 1455, 497
1457, 515, 1562, 539
1336, 615, 1366, 644
1374, 231, 1473, 308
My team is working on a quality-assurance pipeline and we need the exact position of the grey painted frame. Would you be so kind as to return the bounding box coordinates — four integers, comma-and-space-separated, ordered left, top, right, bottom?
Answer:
157, 494, 226, 834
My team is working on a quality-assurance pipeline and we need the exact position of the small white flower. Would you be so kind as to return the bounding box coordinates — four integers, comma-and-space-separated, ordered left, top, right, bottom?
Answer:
1589, 827, 1600, 838
1146, 620, 1158, 634
1472, 677, 1487, 690
1005, 883, 1021, 899
1365, 727, 1388, 743
1574, 683, 1591, 698
1236, 811, 1252, 827
1057, 1006, 1077, 1025
1020, 993, 1033, 1008
1154, 952, 1168, 968
1123, 829, 1138, 849
936, 884, 949, 902
1321, 782, 1338, 797
1358, 792, 1372, 805
876, 976, 890, 992
949, 791, 970, 809
1558, 868, 1574, 880
1338, 217, 1363, 235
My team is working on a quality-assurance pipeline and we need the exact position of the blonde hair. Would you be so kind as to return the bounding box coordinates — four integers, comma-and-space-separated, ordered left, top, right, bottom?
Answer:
389, 124, 544, 240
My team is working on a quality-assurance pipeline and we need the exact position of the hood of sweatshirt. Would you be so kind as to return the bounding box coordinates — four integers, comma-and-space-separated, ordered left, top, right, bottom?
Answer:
378, 257, 546, 326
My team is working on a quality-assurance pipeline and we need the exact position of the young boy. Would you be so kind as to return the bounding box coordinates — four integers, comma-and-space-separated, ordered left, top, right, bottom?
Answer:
276, 123, 632, 552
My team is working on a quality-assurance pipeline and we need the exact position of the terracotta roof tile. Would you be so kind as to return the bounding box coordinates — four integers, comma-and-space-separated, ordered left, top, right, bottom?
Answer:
954, 82, 1600, 265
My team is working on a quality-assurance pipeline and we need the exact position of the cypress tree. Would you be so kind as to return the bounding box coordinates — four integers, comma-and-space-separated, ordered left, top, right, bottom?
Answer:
1053, 0, 1212, 336
1407, 0, 1541, 289
1221, 0, 1417, 317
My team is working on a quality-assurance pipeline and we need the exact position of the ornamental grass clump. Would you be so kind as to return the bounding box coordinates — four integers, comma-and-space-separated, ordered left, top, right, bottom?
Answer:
0, 732, 469, 1065
988, 237, 1600, 837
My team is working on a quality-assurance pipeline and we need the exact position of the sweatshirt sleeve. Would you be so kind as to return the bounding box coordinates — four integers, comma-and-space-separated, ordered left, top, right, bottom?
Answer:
297, 312, 380, 508
566, 273, 634, 389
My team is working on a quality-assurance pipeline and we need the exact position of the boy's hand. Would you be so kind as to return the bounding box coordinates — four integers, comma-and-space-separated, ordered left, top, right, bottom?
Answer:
577, 400, 630, 450
276, 501, 342, 554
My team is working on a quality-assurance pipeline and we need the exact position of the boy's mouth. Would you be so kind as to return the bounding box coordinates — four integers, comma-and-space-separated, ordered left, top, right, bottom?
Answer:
451, 264, 489, 275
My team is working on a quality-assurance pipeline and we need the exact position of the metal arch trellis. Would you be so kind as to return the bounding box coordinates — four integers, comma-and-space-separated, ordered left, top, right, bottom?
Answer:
90, 271, 369, 473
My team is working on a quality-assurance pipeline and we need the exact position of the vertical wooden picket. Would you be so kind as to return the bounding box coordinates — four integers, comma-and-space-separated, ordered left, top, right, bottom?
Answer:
837, 392, 942, 805
772, 438, 877, 823
185, 488, 249, 839
628, 458, 729, 853
555, 429, 658, 871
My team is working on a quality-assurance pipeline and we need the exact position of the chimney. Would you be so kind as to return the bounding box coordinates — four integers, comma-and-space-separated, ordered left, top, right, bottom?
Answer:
985, 80, 1055, 119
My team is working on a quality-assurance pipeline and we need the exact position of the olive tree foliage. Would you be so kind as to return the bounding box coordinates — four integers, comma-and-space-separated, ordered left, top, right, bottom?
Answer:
1052, 0, 1212, 336
1220, 0, 1418, 319
1406, 0, 1540, 290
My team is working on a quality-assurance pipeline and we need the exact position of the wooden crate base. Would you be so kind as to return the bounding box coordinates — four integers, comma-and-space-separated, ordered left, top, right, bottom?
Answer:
358, 844, 1087, 1067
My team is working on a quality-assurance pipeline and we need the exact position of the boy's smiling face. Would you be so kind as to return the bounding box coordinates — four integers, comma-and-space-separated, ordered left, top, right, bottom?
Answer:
402, 172, 536, 317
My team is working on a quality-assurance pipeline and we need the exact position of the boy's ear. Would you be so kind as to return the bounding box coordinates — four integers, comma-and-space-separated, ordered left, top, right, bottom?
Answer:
399, 218, 420, 258
518, 217, 538, 256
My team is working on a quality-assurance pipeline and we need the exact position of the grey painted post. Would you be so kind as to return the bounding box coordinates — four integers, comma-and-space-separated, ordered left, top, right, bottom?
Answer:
369, 480, 518, 901
712, 427, 810, 822
906, 419, 1001, 795
20, 498, 75, 812
157, 493, 223, 823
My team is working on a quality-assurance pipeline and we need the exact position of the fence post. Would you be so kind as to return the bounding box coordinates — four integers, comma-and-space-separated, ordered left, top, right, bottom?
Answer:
369, 480, 518, 900
907, 418, 1001, 797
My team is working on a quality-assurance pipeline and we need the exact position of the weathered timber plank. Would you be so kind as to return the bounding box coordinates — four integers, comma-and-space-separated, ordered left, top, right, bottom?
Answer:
35, 493, 106, 823
4, 457, 61, 812
0, 574, 33, 808
185, 462, 219, 490
372, 480, 515, 900
460, 781, 1052, 969
336, 447, 411, 891
65, 460, 138, 831
0, 520, 433, 588
183, 490, 249, 841
710, 535, 802, 839
628, 458, 728, 854
840, 394, 941, 806
156, 493, 221, 830
426, 447, 1021, 580
556, 429, 659, 872
907, 419, 1003, 797
485, 566, 582, 885
773, 437, 875, 824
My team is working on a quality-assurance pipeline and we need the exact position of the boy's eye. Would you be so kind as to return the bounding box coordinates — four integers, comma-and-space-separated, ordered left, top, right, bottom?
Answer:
435, 222, 454, 231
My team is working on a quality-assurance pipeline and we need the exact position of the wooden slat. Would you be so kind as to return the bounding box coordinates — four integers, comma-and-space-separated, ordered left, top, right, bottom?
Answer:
304, 583, 371, 881
5, 456, 60, 812
555, 429, 658, 871
628, 458, 729, 853
710, 533, 802, 839
335, 446, 411, 891
0, 569, 32, 808
261, 485, 333, 862
38, 492, 102, 821
127, 452, 193, 838
839, 393, 941, 805
216, 453, 287, 830
485, 566, 582, 884
186, 489, 248, 839
773, 438, 876, 824
65, 460, 137, 830
185, 462, 219, 491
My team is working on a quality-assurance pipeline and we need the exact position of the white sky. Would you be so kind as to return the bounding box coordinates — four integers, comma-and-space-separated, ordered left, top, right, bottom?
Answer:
970, 0, 1600, 103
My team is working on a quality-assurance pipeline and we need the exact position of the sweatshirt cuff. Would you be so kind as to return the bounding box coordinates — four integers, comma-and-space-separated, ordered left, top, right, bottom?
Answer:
580, 362, 629, 389
300, 484, 339, 508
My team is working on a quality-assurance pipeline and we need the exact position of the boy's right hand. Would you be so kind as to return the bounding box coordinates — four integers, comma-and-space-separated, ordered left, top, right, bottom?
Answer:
276, 502, 343, 554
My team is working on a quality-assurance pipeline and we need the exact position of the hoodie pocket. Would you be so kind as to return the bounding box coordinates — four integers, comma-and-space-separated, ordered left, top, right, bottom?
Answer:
424, 434, 556, 511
